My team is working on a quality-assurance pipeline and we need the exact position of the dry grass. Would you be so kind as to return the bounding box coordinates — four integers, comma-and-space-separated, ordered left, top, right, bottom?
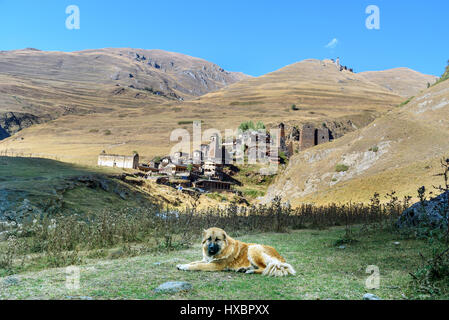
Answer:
0, 59, 403, 166
265, 79, 449, 206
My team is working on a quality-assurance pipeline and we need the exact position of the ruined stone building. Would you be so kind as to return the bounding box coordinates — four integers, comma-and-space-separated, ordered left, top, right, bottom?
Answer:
299, 124, 316, 150
97, 152, 139, 169
294, 124, 331, 151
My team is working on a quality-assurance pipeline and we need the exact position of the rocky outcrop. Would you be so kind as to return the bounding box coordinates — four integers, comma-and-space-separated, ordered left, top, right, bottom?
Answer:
397, 191, 449, 228
0, 112, 42, 140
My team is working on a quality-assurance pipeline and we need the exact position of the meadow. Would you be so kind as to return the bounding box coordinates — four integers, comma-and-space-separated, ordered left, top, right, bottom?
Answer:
1, 226, 446, 300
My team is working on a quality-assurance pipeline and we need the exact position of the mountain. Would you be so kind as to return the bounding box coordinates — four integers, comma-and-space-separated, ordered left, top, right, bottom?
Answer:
0, 48, 248, 138
359, 67, 438, 98
0, 57, 407, 164
263, 75, 449, 205
0, 57, 408, 164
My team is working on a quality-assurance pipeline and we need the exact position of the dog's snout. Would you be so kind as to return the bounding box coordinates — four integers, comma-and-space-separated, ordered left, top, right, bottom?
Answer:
208, 243, 219, 255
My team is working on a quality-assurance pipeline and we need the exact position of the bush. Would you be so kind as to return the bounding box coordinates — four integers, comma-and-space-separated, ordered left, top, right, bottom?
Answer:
291, 104, 299, 111
238, 121, 255, 132
335, 164, 349, 172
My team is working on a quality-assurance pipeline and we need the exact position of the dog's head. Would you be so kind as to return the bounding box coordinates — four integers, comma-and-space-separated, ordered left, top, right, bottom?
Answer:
202, 227, 228, 257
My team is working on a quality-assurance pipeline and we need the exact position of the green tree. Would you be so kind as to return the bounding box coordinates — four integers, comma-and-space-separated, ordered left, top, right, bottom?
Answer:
256, 121, 266, 130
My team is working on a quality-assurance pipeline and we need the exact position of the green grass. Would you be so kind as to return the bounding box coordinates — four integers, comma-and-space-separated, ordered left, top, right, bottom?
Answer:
241, 188, 265, 198
0, 156, 138, 215
397, 96, 414, 107
0, 226, 442, 300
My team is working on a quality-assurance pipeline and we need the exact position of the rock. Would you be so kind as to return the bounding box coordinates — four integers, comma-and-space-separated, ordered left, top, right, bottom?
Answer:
99, 179, 109, 192
119, 192, 128, 200
154, 281, 192, 293
0, 111, 43, 140
338, 245, 346, 250
0, 231, 9, 241
393, 242, 400, 246
363, 293, 381, 300
65, 296, 93, 300
397, 191, 448, 229
3, 276, 20, 287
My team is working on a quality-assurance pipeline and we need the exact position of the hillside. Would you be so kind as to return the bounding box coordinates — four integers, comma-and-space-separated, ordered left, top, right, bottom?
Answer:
0, 157, 228, 222
0, 58, 405, 164
264, 76, 449, 205
359, 67, 438, 98
0, 48, 248, 139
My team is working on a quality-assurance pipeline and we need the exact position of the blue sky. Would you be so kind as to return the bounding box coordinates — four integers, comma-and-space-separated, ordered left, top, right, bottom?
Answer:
0, 0, 447, 76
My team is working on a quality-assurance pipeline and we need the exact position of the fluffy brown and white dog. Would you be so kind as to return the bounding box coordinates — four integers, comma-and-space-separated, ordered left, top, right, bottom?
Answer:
177, 227, 296, 277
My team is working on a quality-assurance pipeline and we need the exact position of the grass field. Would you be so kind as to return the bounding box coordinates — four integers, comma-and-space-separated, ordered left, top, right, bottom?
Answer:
0, 156, 157, 217
1, 226, 443, 300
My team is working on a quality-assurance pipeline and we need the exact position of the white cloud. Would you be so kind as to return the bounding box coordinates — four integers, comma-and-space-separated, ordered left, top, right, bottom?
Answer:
325, 38, 338, 49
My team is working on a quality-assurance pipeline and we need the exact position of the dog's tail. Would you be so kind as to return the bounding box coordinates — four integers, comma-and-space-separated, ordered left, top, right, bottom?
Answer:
263, 260, 296, 277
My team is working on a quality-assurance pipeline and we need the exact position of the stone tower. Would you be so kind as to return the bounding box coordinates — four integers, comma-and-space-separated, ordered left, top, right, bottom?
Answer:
208, 134, 221, 164
299, 124, 315, 150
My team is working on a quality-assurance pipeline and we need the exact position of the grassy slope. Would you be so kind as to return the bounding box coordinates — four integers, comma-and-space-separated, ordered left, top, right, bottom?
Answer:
264, 77, 449, 205
0, 157, 152, 215
0, 156, 228, 215
0, 226, 440, 300
359, 67, 438, 97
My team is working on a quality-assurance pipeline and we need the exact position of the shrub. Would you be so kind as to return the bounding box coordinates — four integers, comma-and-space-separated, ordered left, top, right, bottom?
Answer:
369, 146, 379, 153
238, 121, 256, 132
291, 104, 299, 111
104, 130, 112, 135
335, 164, 349, 172
256, 121, 266, 130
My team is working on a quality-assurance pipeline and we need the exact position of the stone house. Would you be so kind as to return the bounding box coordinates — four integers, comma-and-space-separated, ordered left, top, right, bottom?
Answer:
98, 152, 139, 169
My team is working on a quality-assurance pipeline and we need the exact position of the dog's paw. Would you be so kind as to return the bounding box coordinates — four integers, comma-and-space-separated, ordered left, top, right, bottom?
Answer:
177, 264, 189, 271
245, 269, 255, 274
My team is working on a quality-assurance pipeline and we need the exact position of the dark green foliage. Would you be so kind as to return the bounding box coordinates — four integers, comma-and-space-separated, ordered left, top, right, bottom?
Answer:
291, 104, 299, 111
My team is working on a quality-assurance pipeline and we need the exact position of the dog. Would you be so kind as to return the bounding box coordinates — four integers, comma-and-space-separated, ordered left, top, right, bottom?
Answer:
177, 227, 296, 277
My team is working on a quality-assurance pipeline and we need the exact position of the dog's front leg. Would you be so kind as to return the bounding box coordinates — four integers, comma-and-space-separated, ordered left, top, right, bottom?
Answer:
177, 261, 224, 272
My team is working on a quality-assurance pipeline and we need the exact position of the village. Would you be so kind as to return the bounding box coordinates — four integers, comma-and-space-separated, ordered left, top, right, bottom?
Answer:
97, 122, 332, 196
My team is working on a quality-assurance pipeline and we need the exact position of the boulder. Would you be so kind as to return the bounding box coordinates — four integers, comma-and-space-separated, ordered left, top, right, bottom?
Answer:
363, 293, 381, 300
397, 191, 448, 228
2, 276, 20, 287
0, 231, 9, 241
154, 281, 192, 293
